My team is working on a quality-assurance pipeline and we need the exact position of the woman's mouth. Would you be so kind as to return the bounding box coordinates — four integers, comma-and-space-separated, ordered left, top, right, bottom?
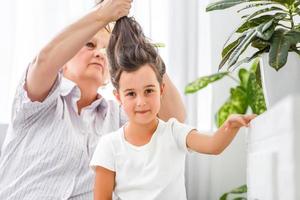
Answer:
89, 63, 103, 70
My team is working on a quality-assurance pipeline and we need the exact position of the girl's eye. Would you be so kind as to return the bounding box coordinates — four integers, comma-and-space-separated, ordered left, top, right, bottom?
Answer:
126, 92, 136, 97
85, 42, 96, 49
145, 89, 154, 94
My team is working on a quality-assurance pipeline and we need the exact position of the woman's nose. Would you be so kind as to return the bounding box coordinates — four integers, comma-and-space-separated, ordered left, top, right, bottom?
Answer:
94, 48, 106, 58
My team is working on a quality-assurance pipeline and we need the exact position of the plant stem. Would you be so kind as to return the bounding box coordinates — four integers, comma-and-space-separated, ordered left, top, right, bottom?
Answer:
226, 74, 240, 84
289, 8, 295, 29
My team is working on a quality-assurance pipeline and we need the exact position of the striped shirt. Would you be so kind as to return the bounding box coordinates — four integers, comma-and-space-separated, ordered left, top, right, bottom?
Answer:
0, 71, 127, 200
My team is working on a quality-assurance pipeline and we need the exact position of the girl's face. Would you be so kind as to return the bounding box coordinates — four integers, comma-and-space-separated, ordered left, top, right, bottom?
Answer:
115, 65, 164, 125
63, 28, 110, 87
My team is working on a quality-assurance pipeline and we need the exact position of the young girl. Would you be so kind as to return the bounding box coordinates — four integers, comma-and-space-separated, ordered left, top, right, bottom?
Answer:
90, 17, 256, 200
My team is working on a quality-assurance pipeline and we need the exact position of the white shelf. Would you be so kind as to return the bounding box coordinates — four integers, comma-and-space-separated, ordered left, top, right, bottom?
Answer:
247, 95, 300, 200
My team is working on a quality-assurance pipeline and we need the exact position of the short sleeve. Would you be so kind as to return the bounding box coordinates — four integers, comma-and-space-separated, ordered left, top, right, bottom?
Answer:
90, 134, 115, 172
169, 118, 196, 153
11, 65, 62, 126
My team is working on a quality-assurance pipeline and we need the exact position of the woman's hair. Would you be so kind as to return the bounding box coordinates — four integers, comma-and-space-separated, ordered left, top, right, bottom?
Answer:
107, 17, 166, 90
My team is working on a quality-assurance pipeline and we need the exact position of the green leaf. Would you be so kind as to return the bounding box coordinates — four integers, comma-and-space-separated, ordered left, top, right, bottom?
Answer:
220, 36, 246, 69
256, 20, 276, 40
238, 68, 250, 89
206, 0, 253, 12
220, 193, 228, 200
269, 28, 291, 70
284, 30, 300, 44
251, 38, 270, 50
243, 6, 286, 21
153, 43, 165, 48
222, 38, 241, 58
219, 185, 247, 200
247, 72, 267, 114
238, 2, 278, 13
217, 86, 248, 127
185, 72, 228, 94
230, 185, 248, 193
227, 29, 257, 68
237, 15, 274, 33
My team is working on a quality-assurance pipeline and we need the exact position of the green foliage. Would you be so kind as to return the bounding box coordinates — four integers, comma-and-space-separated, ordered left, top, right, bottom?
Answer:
185, 72, 228, 94
185, 59, 266, 128
220, 185, 247, 200
206, 0, 300, 71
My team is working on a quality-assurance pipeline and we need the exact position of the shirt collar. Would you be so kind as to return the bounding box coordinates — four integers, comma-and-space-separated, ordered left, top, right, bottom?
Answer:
60, 77, 108, 117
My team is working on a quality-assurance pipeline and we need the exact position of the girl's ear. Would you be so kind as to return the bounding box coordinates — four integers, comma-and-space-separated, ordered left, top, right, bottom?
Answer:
113, 89, 122, 104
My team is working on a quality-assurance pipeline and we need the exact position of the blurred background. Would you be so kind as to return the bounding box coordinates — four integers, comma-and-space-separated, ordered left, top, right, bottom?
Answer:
0, 0, 247, 199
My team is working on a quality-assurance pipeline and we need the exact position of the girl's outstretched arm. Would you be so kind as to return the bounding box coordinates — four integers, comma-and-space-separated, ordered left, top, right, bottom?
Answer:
94, 166, 115, 200
186, 114, 256, 155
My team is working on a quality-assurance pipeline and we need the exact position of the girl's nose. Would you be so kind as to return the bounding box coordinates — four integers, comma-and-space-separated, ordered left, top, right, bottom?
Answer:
137, 96, 147, 107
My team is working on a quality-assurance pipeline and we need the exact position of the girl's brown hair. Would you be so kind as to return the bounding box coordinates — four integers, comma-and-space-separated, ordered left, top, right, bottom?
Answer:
107, 17, 166, 90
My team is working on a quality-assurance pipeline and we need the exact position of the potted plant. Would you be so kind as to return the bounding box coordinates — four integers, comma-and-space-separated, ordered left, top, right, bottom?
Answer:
206, 0, 300, 108
185, 59, 266, 200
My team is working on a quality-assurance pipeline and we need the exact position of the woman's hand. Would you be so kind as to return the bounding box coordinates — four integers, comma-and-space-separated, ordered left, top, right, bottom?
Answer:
97, 0, 132, 23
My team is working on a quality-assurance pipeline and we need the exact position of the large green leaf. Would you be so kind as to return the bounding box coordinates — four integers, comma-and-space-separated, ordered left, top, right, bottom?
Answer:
268, 29, 300, 70
185, 72, 228, 94
269, 28, 291, 70
217, 86, 248, 127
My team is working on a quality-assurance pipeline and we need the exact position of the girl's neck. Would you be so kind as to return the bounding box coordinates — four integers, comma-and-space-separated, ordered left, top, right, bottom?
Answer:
125, 118, 159, 146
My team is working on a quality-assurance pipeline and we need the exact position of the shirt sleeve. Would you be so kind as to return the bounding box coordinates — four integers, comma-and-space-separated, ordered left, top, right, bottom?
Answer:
11, 64, 62, 127
169, 118, 196, 153
90, 134, 115, 172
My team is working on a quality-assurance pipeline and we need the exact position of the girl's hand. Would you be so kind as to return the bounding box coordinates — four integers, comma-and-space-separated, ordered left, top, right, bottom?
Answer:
224, 114, 256, 130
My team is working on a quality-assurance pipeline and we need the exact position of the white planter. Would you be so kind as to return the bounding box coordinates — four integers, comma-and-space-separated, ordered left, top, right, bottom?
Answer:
260, 52, 300, 109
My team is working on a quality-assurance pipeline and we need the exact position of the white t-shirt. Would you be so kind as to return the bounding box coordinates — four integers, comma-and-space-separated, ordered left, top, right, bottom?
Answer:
90, 118, 195, 200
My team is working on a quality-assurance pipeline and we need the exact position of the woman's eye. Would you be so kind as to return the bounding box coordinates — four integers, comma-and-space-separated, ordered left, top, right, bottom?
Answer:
85, 42, 96, 49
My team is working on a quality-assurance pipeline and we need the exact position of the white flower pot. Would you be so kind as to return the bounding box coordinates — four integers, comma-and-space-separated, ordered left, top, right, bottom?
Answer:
260, 52, 300, 109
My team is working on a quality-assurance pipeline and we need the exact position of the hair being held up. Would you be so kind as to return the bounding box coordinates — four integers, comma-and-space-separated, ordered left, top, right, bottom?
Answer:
107, 17, 166, 89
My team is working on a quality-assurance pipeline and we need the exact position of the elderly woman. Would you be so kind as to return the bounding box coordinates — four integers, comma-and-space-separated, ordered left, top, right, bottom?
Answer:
0, 0, 186, 199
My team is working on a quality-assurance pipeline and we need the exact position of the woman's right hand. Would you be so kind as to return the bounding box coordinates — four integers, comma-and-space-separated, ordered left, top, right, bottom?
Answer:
97, 0, 132, 23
